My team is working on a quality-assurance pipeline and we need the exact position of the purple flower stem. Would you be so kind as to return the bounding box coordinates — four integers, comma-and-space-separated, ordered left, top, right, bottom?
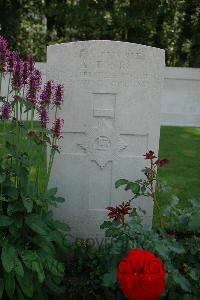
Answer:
31, 108, 35, 129
14, 91, 21, 189
46, 150, 55, 190
6, 72, 11, 102
0, 72, 2, 95
46, 105, 60, 188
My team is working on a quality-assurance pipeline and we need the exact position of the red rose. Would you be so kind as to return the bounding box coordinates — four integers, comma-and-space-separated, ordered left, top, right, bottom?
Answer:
117, 249, 166, 300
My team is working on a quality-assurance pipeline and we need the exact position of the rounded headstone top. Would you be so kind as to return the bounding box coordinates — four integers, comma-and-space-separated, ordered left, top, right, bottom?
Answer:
48, 40, 164, 53
47, 40, 165, 71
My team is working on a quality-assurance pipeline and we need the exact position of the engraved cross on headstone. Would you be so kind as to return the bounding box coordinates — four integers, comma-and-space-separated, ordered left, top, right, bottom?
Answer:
59, 92, 148, 211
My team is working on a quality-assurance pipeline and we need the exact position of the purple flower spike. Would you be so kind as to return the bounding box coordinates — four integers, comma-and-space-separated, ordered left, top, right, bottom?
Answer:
12, 59, 24, 90
53, 84, 64, 106
0, 36, 8, 72
40, 80, 54, 106
22, 61, 29, 84
39, 107, 49, 128
52, 117, 64, 139
6, 50, 19, 73
1, 103, 12, 120
34, 69, 42, 86
26, 68, 42, 107
27, 53, 35, 73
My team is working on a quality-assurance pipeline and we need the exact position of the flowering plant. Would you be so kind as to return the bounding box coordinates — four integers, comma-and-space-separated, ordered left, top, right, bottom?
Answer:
100, 150, 200, 299
0, 36, 69, 299
0, 35, 64, 191
107, 150, 169, 228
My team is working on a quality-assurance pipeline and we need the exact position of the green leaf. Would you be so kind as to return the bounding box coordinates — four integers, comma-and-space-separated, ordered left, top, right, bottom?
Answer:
170, 195, 180, 207
168, 243, 185, 254
160, 206, 171, 217
55, 197, 65, 203
100, 221, 113, 229
190, 199, 200, 208
7, 201, 24, 215
14, 257, 24, 277
189, 268, 200, 281
18, 167, 28, 187
173, 272, 191, 292
22, 197, 33, 213
5, 142, 17, 157
189, 213, 200, 231
46, 188, 58, 197
50, 220, 70, 232
0, 215, 13, 227
0, 278, 4, 299
1, 243, 16, 272
102, 269, 117, 287
16, 271, 33, 298
141, 185, 146, 194
21, 251, 45, 283
0, 195, 7, 202
126, 182, 140, 194
47, 231, 64, 246
25, 214, 48, 236
4, 271, 15, 298
0, 174, 6, 184
154, 244, 170, 258
5, 186, 18, 200
45, 256, 65, 277
16, 286, 25, 300
31, 236, 55, 255
45, 278, 66, 295
115, 179, 129, 188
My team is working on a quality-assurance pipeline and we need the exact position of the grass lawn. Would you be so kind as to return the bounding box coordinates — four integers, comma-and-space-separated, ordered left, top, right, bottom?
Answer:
156, 126, 200, 214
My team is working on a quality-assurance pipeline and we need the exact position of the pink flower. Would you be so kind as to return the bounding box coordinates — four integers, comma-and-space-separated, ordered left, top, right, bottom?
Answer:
53, 84, 64, 106
1, 103, 12, 120
27, 53, 35, 73
22, 61, 29, 84
6, 50, 19, 73
40, 80, 54, 106
39, 107, 49, 128
52, 118, 64, 139
0, 36, 8, 72
26, 68, 42, 107
12, 60, 24, 90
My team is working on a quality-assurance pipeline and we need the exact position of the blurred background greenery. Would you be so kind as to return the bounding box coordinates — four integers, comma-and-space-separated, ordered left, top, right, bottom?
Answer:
0, 0, 199, 66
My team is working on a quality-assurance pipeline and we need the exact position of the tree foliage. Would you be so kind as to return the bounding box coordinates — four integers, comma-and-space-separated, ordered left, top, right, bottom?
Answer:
0, 0, 199, 66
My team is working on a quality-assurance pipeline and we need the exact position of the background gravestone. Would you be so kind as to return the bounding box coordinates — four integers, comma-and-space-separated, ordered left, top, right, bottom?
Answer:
47, 41, 165, 239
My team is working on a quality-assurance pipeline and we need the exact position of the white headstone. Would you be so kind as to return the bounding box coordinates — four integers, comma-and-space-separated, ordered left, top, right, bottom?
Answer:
47, 41, 165, 240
